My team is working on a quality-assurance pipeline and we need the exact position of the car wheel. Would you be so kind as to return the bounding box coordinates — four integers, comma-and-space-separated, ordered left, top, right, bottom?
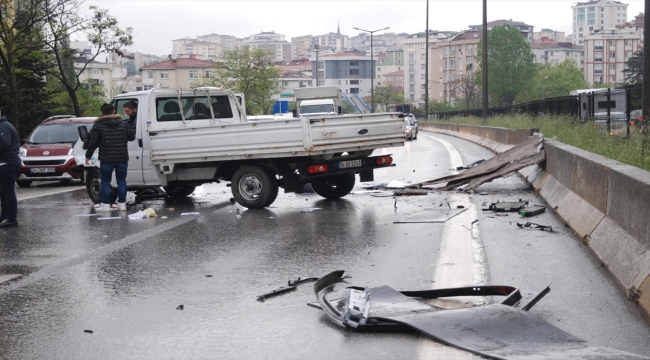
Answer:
163, 184, 197, 198
231, 165, 279, 209
311, 173, 355, 199
16, 180, 32, 187
85, 168, 117, 204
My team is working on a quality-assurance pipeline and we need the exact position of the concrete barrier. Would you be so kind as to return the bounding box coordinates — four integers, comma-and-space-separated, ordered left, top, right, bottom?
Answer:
421, 122, 650, 324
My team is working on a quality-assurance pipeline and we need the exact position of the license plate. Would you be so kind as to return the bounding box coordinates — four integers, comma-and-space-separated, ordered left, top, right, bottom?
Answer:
30, 168, 55, 173
339, 160, 362, 169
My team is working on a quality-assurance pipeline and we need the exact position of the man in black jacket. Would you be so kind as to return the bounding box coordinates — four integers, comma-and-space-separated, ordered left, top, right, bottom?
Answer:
0, 116, 20, 228
85, 103, 136, 212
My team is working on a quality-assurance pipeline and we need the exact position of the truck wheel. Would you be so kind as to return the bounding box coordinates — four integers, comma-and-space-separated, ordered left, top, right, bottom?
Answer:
16, 180, 32, 187
231, 166, 279, 209
311, 173, 355, 199
164, 184, 196, 198
85, 168, 117, 204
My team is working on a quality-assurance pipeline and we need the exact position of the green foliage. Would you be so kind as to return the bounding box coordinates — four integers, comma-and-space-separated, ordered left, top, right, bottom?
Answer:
123, 61, 137, 75
48, 79, 107, 117
197, 48, 281, 115
429, 99, 457, 112
341, 100, 358, 115
373, 85, 406, 112
475, 24, 537, 107
623, 51, 642, 85
515, 60, 589, 103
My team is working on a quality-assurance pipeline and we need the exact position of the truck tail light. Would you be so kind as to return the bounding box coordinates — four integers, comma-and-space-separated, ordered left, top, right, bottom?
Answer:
376, 156, 393, 165
308, 164, 328, 174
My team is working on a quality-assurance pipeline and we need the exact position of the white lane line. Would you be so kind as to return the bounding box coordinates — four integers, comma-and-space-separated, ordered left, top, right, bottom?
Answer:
418, 135, 486, 360
17, 186, 84, 202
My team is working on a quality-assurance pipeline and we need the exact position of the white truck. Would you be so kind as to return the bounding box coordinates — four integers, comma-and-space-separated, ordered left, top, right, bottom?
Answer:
293, 86, 342, 117
74, 87, 405, 208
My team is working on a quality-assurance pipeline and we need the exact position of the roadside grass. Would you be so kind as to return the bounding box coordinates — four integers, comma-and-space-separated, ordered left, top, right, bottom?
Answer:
424, 114, 650, 172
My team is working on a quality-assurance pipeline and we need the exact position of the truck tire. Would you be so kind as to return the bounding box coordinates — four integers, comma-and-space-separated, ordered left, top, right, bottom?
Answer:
85, 168, 117, 204
311, 173, 355, 199
164, 184, 196, 198
16, 180, 32, 187
231, 165, 279, 209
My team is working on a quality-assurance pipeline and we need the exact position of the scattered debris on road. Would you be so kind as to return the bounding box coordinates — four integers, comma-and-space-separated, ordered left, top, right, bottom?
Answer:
417, 136, 545, 191
483, 200, 528, 212
517, 222, 553, 232
84, 330, 93, 334
311, 270, 648, 360
393, 189, 428, 196
519, 206, 546, 217
257, 285, 297, 301
128, 208, 157, 220
455, 158, 485, 170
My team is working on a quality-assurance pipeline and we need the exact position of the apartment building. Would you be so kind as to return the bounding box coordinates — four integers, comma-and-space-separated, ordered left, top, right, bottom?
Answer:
382, 70, 404, 90
291, 35, 313, 59
402, 31, 453, 106
313, 32, 350, 52
430, 30, 481, 104
617, 12, 644, 42
531, 39, 583, 67
583, 28, 640, 85
469, 20, 534, 42
572, 0, 629, 45
533, 28, 566, 42
243, 31, 296, 62
140, 55, 216, 89
375, 50, 404, 87
313, 53, 372, 96
76, 60, 113, 99
350, 32, 408, 54
172, 38, 221, 61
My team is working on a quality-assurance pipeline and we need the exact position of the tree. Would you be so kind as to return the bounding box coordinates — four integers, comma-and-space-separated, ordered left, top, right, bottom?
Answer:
197, 48, 280, 115
449, 72, 480, 110
123, 60, 136, 75
42, 2, 133, 117
49, 78, 107, 117
515, 60, 589, 103
623, 51, 642, 85
0, 0, 50, 134
475, 24, 537, 107
373, 85, 406, 112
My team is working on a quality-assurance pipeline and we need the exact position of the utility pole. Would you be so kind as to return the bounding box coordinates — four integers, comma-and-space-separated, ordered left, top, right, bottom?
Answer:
354, 26, 390, 113
425, 0, 429, 119
643, 0, 650, 129
482, 0, 488, 122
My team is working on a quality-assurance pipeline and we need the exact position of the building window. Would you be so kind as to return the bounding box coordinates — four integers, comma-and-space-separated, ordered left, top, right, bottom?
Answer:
349, 61, 359, 66
408, 64, 414, 72
421, 43, 426, 49
450, 59, 456, 69
625, 40, 632, 46
444, 60, 447, 70
421, 74, 426, 79
318, 70, 325, 78
377, 67, 381, 72
205, 71, 212, 78
144, 85, 153, 90
609, 40, 615, 46
421, 64, 426, 69
189, 71, 198, 79
408, 44, 414, 51
409, 74, 415, 82
467, 44, 473, 55
450, 46, 456, 56
409, 84, 415, 92
318, 61, 324, 69
610, 76, 616, 83
409, 94, 415, 101
609, 64, 616, 70
595, 52, 603, 62
626, 51, 632, 59
444, 73, 447, 81
595, 76, 603, 84
350, 80, 359, 85
610, 52, 616, 59
160, 71, 169, 79
443, 47, 447, 56
595, 64, 603, 74
409, 54, 414, 61
595, 40, 603, 50
350, 69, 360, 75
421, 54, 426, 59
143, 70, 153, 79
350, 88, 359, 94
450, 72, 456, 81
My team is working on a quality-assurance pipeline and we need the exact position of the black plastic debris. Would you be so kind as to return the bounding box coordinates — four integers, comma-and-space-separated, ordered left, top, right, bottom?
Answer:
456, 158, 485, 170
519, 205, 546, 217
483, 199, 528, 212
176, 305, 184, 310
84, 330, 93, 334
517, 222, 553, 232
288, 277, 319, 286
312, 271, 648, 360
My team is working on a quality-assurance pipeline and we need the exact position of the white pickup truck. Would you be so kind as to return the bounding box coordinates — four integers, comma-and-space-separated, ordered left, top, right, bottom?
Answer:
74, 87, 405, 208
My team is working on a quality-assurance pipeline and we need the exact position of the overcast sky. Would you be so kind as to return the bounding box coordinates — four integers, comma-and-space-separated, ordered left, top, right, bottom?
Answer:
82, 0, 646, 56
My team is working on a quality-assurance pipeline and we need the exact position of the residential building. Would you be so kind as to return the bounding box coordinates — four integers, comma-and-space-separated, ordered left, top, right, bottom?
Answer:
531, 39, 583, 67
70, 41, 93, 59
583, 28, 640, 85
243, 31, 296, 62
76, 59, 113, 99
350, 32, 409, 54
375, 50, 404, 87
312, 52, 372, 96
291, 35, 313, 59
140, 55, 216, 89
533, 28, 566, 42
469, 19, 534, 43
113, 73, 143, 94
276, 60, 312, 72
572, 0, 629, 45
108, 51, 166, 71
172, 38, 221, 61
430, 30, 482, 104
402, 31, 453, 106
382, 70, 404, 91
617, 12, 644, 42
313, 24, 350, 52
276, 71, 313, 102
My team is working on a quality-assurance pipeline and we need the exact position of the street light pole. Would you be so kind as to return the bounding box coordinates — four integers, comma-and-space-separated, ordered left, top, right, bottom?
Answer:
354, 26, 390, 113
425, 0, 429, 119
482, 0, 488, 122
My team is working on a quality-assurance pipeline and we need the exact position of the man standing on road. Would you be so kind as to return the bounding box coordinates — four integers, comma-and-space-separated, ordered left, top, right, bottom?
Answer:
0, 115, 20, 228
85, 103, 135, 212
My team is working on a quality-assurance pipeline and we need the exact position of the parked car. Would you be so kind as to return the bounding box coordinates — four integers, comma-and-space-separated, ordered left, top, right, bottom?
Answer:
17, 115, 95, 187
630, 110, 644, 128
404, 118, 415, 141
406, 113, 418, 140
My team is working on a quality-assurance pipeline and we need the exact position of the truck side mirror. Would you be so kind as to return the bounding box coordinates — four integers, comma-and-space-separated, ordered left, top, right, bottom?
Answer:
292, 108, 298, 117
338, 106, 343, 115
78, 126, 89, 143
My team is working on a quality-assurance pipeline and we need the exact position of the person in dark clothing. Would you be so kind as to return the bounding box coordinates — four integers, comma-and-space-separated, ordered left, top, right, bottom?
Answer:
85, 103, 136, 212
0, 116, 20, 228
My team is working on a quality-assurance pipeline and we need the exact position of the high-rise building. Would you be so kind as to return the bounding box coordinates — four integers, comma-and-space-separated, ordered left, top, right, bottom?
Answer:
291, 35, 313, 60
572, 0, 629, 45
312, 52, 372, 96
583, 28, 640, 85
243, 31, 296, 63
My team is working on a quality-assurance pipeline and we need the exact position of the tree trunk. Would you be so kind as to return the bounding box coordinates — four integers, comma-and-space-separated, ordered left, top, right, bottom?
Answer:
5, 53, 20, 137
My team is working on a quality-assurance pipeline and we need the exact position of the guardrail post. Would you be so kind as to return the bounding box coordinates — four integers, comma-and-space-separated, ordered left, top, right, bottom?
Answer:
626, 85, 631, 137
607, 88, 611, 134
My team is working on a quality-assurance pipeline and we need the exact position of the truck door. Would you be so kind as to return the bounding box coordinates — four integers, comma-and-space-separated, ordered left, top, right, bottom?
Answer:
113, 98, 144, 184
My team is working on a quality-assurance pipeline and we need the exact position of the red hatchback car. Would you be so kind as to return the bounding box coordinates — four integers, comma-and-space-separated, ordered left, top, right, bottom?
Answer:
17, 115, 95, 187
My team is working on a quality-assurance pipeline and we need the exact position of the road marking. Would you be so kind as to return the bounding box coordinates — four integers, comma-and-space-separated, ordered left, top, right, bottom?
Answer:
17, 186, 84, 202
0, 274, 22, 284
418, 135, 487, 360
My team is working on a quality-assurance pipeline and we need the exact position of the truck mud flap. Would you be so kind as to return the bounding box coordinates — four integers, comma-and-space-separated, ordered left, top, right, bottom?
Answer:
313, 271, 649, 360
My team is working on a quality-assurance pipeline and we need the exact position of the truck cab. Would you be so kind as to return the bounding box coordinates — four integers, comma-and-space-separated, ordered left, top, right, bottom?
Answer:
294, 86, 342, 117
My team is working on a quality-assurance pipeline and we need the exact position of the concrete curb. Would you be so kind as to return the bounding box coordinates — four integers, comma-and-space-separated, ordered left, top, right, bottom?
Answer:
420, 122, 650, 324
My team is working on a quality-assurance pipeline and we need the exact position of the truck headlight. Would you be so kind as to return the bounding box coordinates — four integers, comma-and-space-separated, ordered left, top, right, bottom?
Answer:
19, 147, 27, 157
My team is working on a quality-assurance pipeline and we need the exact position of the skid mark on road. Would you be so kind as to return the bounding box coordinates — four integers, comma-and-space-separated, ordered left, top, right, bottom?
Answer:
0, 202, 232, 295
418, 135, 487, 360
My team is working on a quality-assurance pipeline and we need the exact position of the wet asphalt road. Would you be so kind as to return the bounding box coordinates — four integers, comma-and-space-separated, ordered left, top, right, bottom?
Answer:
1, 132, 649, 359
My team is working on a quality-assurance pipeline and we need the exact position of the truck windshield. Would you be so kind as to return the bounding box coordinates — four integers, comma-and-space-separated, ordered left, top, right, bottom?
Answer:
156, 95, 233, 122
301, 104, 335, 114
27, 123, 94, 144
